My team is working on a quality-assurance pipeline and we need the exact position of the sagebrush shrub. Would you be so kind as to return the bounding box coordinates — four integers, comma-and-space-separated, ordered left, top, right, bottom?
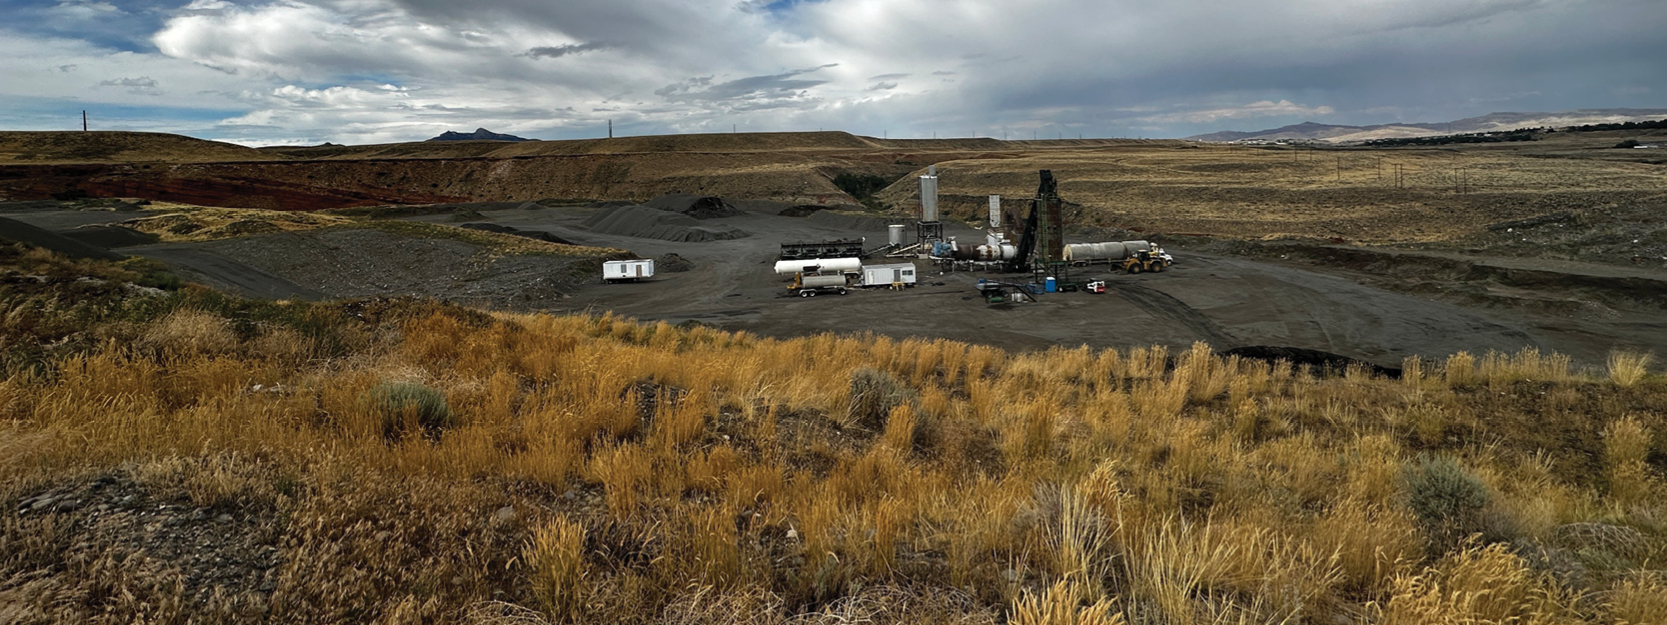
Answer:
370, 381, 453, 440
1403, 456, 1492, 551
848, 367, 916, 431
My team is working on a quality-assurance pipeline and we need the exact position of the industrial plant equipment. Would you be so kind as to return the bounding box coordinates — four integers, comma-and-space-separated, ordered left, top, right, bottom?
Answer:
917, 165, 943, 248
780, 238, 866, 261
1007, 169, 1067, 283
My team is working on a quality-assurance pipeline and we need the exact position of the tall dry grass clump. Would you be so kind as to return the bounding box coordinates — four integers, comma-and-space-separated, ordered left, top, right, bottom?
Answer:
1607, 350, 1654, 387
524, 516, 589, 621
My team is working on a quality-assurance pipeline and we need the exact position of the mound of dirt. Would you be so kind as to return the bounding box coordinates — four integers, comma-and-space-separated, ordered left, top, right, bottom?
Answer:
580, 205, 749, 242
448, 210, 488, 222
778, 205, 828, 217
0, 216, 124, 260
657, 253, 695, 272
805, 211, 896, 232
61, 225, 159, 249
641, 194, 743, 219
459, 222, 575, 245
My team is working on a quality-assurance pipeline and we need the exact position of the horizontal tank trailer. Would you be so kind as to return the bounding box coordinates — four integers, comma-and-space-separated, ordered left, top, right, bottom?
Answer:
789, 272, 849, 297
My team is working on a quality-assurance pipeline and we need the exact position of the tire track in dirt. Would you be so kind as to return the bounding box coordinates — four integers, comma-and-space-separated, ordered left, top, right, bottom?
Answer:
1108, 279, 1236, 348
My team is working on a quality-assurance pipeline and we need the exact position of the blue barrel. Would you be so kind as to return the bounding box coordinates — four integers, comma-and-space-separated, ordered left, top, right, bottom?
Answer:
1045, 277, 1057, 293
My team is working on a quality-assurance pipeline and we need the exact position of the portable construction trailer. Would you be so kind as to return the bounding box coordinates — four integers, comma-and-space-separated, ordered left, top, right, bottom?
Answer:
861, 263, 917, 288
602, 259, 655, 282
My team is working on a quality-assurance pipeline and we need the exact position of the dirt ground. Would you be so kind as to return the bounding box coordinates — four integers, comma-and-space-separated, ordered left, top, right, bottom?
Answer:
4, 198, 1663, 370
373, 201, 1667, 369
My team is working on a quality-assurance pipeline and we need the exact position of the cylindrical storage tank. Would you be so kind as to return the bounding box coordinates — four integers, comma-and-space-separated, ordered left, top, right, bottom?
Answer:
950, 243, 982, 261
1122, 240, 1151, 254
887, 224, 905, 247
1064, 242, 1120, 261
799, 273, 847, 288
775, 257, 862, 275
920, 165, 939, 222
971, 244, 1019, 261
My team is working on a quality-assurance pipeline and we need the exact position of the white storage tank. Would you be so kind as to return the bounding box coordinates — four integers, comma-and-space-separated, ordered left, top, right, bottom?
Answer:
774, 257, 862, 276
920, 165, 938, 222
861, 263, 917, 287
888, 224, 906, 247
603, 259, 655, 282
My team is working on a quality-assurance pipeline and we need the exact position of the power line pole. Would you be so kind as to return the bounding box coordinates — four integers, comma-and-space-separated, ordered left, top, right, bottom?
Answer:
82, 110, 87, 132
608, 119, 612, 139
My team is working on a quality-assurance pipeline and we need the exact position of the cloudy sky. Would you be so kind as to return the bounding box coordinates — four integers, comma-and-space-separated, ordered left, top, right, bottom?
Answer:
1, 0, 1662, 145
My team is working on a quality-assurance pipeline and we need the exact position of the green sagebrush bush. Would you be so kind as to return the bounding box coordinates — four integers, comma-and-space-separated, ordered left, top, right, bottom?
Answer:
848, 367, 917, 432
1404, 455, 1493, 552
371, 381, 454, 441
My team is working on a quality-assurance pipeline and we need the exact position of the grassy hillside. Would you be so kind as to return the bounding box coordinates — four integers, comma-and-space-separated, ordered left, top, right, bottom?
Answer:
0, 131, 282, 164
0, 242, 1663, 623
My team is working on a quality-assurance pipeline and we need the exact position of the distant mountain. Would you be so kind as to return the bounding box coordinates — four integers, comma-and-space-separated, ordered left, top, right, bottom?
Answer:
427, 128, 532, 142
1187, 109, 1667, 144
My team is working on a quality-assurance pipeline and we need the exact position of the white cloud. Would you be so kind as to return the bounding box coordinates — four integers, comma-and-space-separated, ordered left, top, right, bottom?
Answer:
1, 0, 1662, 143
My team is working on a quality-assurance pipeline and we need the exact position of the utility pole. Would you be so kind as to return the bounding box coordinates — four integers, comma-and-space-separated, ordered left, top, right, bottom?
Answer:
82, 110, 87, 132
608, 119, 612, 139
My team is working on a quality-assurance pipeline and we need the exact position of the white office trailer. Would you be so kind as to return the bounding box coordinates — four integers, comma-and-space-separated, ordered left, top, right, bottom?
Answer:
602, 259, 655, 282
861, 263, 917, 288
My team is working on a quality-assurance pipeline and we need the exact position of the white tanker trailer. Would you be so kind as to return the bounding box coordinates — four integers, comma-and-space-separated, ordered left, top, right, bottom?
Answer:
1063, 241, 1174, 267
773, 257, 862, 276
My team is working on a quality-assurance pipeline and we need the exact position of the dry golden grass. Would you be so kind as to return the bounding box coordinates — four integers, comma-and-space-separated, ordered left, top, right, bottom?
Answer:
119, 204, 627, 257
879, 142, 1667, 243
2, 271, 1665, 622
122, 205, 354, 241
1608, 350, 1655, 388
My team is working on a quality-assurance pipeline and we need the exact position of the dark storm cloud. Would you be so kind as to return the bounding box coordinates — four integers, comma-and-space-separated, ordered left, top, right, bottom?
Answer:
524, 42, 609, 59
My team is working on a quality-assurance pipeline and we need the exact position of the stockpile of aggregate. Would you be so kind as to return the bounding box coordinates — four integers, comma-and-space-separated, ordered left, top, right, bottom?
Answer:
580, 203, 749, 242
641, 194, 743, 219
805, 211, 896, 232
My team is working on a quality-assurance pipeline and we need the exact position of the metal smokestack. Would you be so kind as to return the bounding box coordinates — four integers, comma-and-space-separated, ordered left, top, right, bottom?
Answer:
988, 194, 1001, 228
